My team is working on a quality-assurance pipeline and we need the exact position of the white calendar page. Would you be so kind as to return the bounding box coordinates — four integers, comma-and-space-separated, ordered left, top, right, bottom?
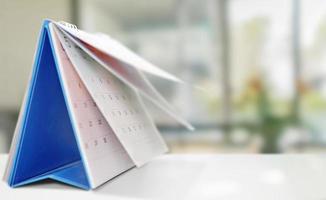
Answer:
49, 25, 135, 188
53, 26, 168, 167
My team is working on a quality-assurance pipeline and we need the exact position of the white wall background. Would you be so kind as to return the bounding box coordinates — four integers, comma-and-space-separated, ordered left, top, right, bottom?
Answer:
0, 0, 72, 111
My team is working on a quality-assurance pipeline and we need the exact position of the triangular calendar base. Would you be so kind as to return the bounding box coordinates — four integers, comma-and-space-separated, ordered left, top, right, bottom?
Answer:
12, 161, 89, 190
8, 21, 90, 190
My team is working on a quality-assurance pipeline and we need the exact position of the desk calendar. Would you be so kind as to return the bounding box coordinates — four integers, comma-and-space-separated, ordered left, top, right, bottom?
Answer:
3, 20, 193, 190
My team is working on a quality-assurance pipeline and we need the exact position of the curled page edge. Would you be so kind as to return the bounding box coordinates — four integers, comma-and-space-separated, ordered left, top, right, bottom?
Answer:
55, 22, 184, 84
95, 33, 207, 93
54, 24, 194, 131
55, 22, 204, 107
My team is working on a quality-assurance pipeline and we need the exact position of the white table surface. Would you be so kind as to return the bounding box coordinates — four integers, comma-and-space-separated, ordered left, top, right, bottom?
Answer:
1, 154, 326, 200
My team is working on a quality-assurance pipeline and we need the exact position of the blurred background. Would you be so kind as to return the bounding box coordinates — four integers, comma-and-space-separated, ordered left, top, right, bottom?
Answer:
2, 0, 326, 154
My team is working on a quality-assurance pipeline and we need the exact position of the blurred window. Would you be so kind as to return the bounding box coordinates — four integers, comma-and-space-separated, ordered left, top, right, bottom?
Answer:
76, 0, 326, 152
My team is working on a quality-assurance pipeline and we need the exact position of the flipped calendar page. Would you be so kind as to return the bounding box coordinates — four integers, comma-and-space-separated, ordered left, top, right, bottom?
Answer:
54, 22, 194, 131
50, 24, 168, 176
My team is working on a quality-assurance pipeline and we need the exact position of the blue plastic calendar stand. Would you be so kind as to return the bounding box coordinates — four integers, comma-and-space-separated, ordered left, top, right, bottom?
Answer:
7, 20, 90, 190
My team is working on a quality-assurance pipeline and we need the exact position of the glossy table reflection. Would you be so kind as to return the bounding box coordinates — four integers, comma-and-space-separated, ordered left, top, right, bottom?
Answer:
1, 154, 326, 200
